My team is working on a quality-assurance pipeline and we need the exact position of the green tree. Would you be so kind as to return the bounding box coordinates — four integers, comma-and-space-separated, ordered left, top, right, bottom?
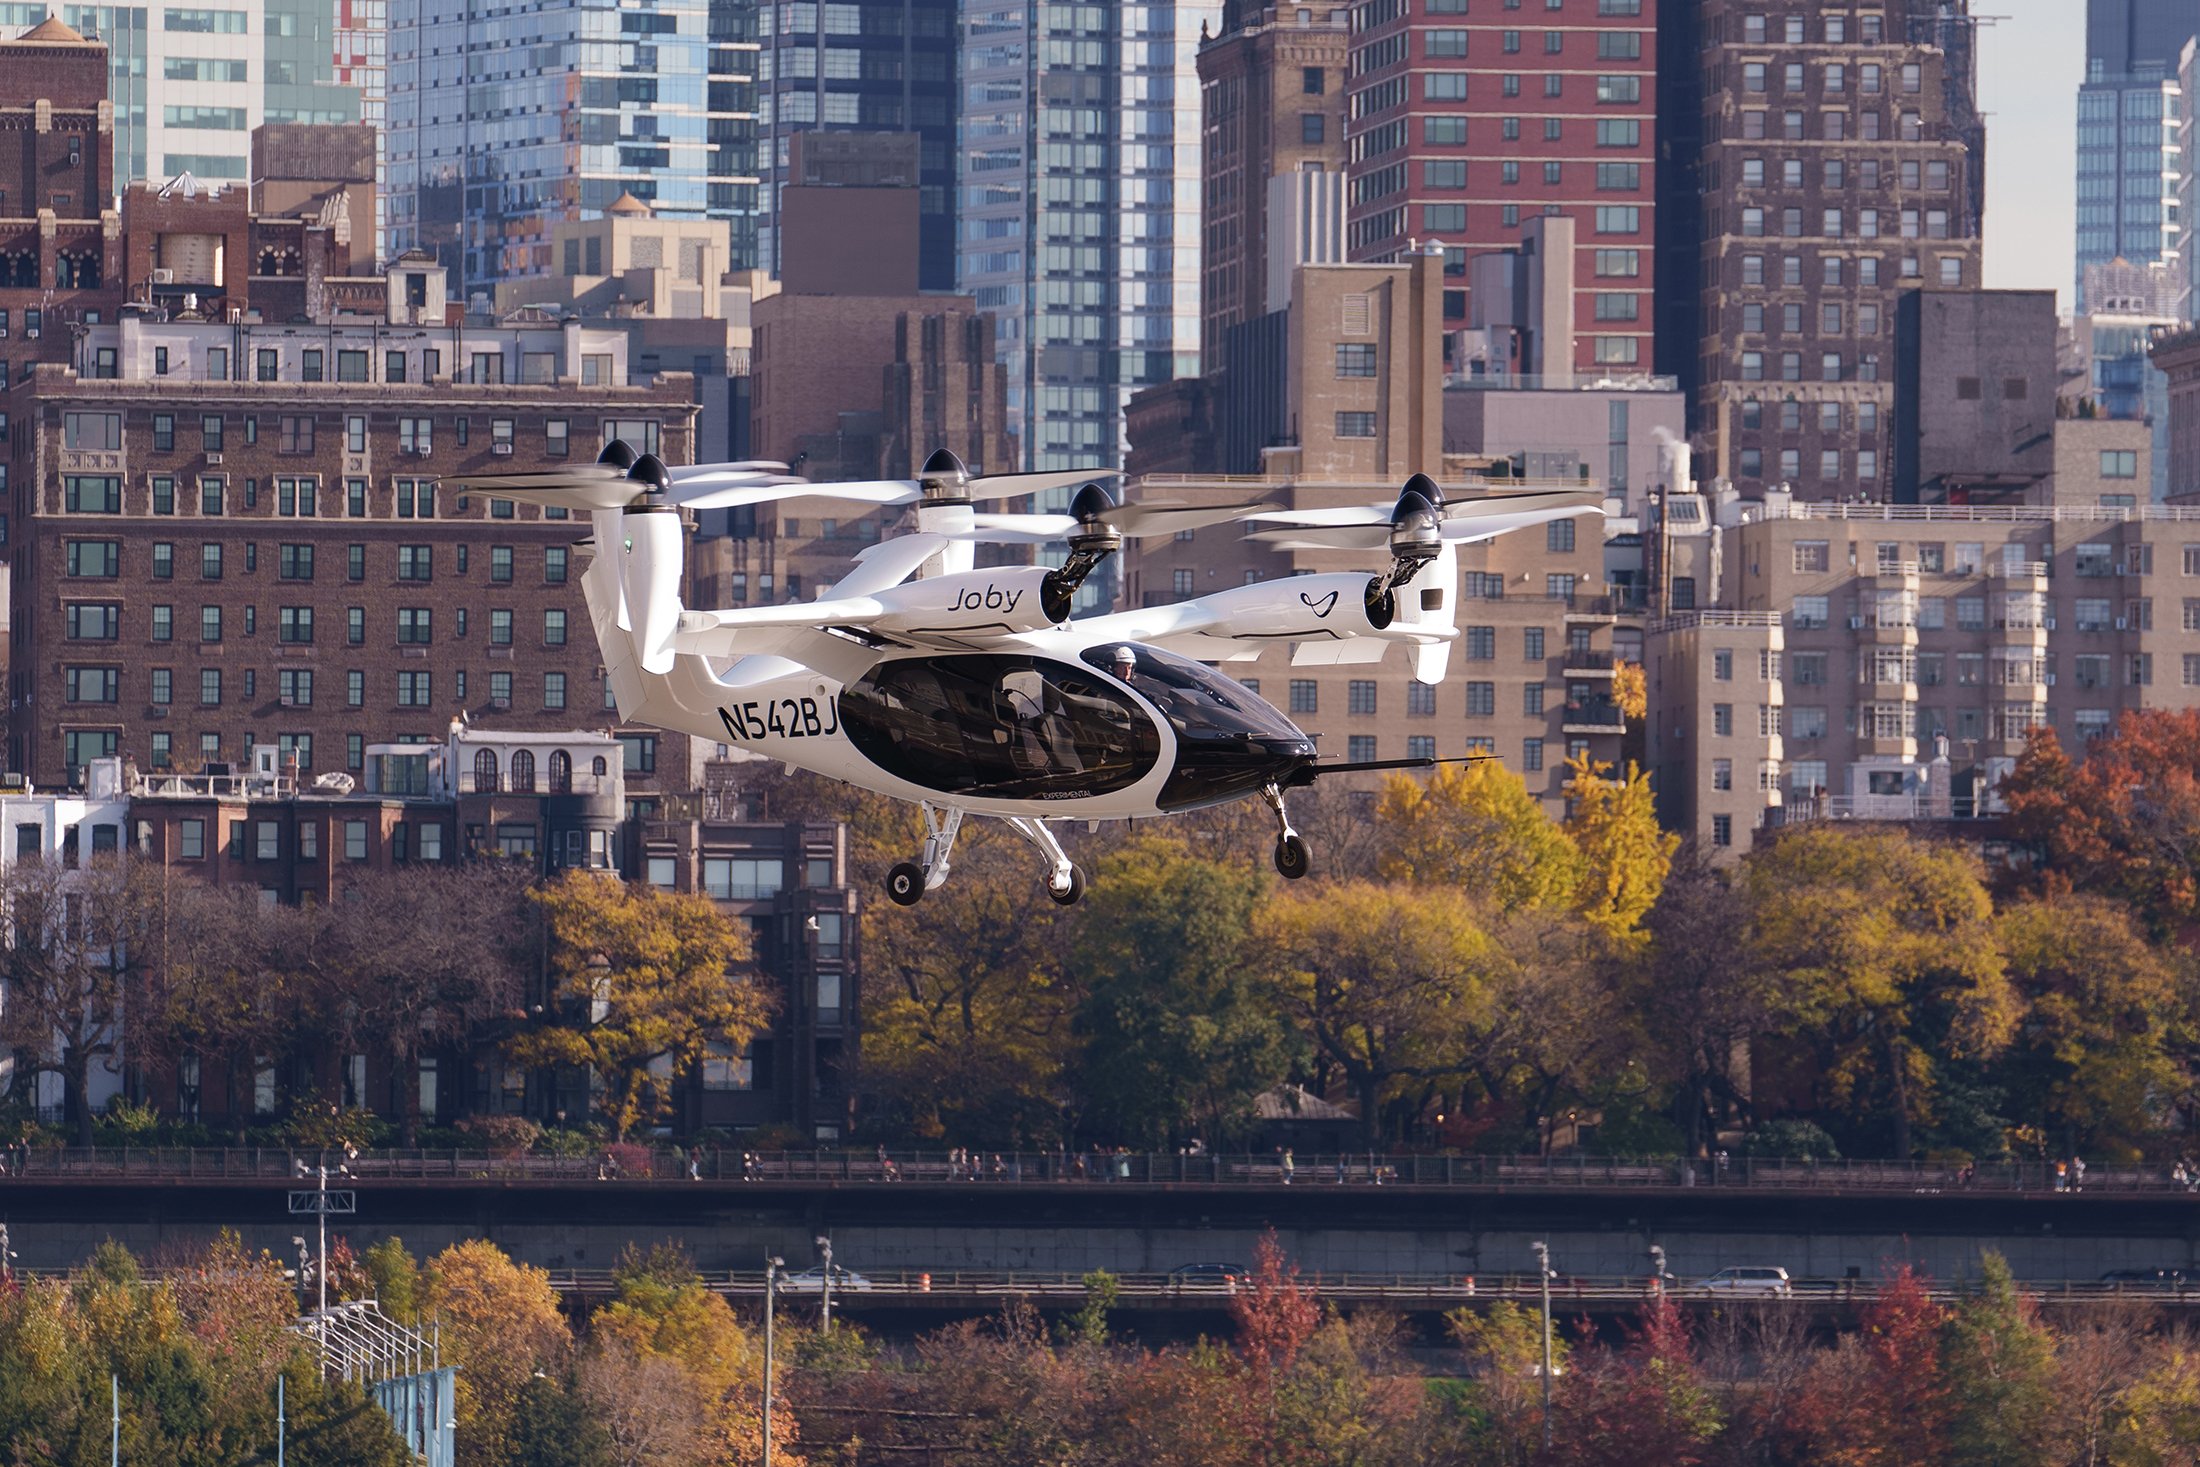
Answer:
1375, 761, 1582, 910
1942, 1253, 2060, 1467
512, 870, 768, 1139
1994, 895, 2188, 1159
1072, 835, 1293, 1145
1744, 827, 2017, 1157
503, 1369, 616, 1467
858, 826, 1078, 1144
1257, 881, 1498, 1145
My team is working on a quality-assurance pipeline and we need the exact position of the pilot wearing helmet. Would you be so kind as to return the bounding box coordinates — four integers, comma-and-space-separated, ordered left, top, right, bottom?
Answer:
1111, 646, 1138, 683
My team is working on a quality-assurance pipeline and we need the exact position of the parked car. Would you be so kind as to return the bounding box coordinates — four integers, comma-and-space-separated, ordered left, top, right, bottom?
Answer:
2101, 1268, 2190, 1290
778, 1264, 872, 1294
1699, 1266, 1793, 1296
1168, 1262, 1251, 1289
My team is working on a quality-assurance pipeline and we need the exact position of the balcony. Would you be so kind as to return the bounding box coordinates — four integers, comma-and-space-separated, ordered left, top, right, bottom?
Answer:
1561, 696, 1626, 734
1563, 649, 1617, 676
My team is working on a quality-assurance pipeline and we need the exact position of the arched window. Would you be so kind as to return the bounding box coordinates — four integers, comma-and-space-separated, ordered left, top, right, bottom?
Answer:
473, 747, 500, 794
509, 749, 536, 794
548, 750, 572, 793
592, 756, 608, 777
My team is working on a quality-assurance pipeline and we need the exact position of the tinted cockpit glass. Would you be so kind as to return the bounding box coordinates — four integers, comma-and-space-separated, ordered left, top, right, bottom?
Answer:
1080, 644, 1303, 742
839, 654, 1161, 799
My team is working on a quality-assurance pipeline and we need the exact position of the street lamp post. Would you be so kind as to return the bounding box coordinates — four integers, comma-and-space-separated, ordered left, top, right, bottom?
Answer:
763, 1255, 783, 1467
1532, 1241, 1554, 1451
816, 1236, 834, 1334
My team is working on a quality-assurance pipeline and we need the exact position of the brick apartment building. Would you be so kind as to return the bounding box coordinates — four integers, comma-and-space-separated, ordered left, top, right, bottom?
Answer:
1341, 0, 1656, 368
5, 257, 699, 791
1694, 0, 1988, 500
0, 17, 120, 380
1197, 2, 1353, 373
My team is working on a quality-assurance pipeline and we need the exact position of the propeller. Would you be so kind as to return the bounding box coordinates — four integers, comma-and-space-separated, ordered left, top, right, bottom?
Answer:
1245, 477, 1599, 552
961, 483, 1280, 544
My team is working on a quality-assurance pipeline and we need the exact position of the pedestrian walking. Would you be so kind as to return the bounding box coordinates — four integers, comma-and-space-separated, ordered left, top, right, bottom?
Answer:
2055, 1160, 2069, 1193
687, 1146, 702, 1182
1281, 1147, 1295, 1185
2072, 1154, 2087, 1192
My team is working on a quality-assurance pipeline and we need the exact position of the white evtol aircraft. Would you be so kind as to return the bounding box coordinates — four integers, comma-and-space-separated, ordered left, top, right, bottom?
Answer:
453, 443, 1598, 905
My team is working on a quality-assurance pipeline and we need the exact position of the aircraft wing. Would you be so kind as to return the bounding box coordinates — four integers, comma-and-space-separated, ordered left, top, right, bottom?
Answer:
1072, 575, 1456, 666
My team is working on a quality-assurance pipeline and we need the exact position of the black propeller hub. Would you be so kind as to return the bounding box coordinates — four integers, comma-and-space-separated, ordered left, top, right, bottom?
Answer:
598, 438, 638, 472
623, 452, 673, 511
1042, 482, 1124, 624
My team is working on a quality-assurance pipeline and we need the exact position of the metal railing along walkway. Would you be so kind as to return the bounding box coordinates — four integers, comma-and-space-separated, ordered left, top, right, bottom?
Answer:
0, 1148, 2190, 1198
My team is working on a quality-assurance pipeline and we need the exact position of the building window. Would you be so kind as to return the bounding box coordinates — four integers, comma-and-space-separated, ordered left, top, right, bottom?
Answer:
1467, 682, 1496, 716
1288, 680, 1318, 714
1407, 682, 1437, 716
1335, 343, 1378, 378
1335, 412, 1377, 438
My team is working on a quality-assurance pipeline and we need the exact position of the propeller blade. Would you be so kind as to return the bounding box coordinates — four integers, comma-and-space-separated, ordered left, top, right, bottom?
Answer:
1244, 524, 1395, 551
443, 473, 653, 514
964, 468, 1124, 502
665, 460, 793, 480
672, 479, 926, 511
1110, 498, 1282, 537
962, 512, 1077, 544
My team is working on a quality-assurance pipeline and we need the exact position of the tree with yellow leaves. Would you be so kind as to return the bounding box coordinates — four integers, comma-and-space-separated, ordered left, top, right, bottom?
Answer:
425, 1239, 575, 1467
583, 1244, 800, 1466
1374, 759, 1582, 911
511, 870, 771, 1139
1564, 755, 1680, 949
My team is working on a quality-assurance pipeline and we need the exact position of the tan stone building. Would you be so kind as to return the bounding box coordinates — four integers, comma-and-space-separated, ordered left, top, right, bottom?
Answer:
1643, 413, 2200, 853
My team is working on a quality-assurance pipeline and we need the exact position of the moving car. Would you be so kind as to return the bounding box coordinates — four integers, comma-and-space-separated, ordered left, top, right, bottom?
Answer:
2101, 1268, 2190, 1290
778, 1264, 872, 1293
1168, 1262, 1252, 1289
1699, 1266, 1794, 1296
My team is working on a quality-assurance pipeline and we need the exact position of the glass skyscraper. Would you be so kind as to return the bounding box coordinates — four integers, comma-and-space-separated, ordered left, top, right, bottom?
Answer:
2075, 0, 2197, 309
959, 0, 1218, 472
8, 0, 364, 191
757, 0, 958, 291
385, 0, 759, 296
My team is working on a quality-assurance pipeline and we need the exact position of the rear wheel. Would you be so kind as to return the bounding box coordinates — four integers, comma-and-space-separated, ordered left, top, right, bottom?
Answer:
886, 862, 925, 906
1273, 833, 1311, 880
1047, 865, 1086, 906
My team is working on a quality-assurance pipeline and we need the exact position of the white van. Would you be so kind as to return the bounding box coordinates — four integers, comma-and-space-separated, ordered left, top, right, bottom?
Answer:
1700, 1266, 1793, 1296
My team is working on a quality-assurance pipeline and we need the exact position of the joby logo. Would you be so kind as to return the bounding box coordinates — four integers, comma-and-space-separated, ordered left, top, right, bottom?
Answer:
1300, 589, 1340, 619
950, 583, 1024, 615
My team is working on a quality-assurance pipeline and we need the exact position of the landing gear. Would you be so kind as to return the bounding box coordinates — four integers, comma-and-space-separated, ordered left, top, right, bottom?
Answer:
883, 803, 963, 907
1262, 783, 1312, 881
1005, 816, 1085, 906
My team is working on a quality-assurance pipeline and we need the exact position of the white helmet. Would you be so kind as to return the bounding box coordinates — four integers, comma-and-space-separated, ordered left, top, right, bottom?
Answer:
1112, 645, 1137, 665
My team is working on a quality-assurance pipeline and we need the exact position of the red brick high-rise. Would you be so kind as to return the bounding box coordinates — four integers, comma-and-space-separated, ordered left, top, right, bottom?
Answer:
0, 16, 122, 380
1341, 0, 1656, 374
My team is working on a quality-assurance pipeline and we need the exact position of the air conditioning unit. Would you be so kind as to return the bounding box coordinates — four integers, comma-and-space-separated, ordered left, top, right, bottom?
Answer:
23, 328, 38, 339
491, 442, 513, 455
0, 773, 30, 793
2045, 673, 2057, 686
488, 696, 511, 711
1847, 615, 1865, 629
206, 452, 223, 464
0, 327, 10, 337
278, 693, 295, 707
151, 268, 174, 285
2116, 617, 2129, 630
2044, 618, 2056, 631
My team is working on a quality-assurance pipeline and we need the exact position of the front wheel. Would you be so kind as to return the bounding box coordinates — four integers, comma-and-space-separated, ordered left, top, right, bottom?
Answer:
886, 862, 926, 906
1047, 865, 1086, 906
1273, 833, 1311, 880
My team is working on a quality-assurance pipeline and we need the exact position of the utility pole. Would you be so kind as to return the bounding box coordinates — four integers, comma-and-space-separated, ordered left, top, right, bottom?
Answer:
111, 1373, 119, 1466
763, 1255, 783, 1467
816, 1236, 834, 1335
277, 1370, 285, 1467
1532, 1241, 1554, 1451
